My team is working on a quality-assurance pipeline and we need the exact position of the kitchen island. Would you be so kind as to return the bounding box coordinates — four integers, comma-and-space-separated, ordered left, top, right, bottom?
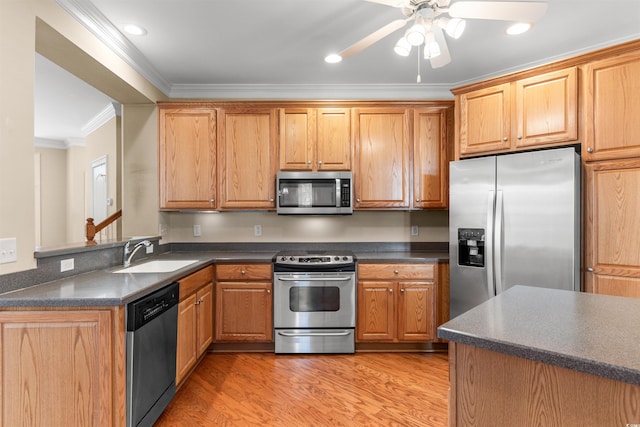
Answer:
438, 285, 640, 427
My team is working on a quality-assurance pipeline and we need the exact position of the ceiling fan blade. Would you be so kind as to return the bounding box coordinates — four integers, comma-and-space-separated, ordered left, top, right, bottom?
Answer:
339, 18, 410, 58
430, 26, 451, 69
449, 1, 548, 22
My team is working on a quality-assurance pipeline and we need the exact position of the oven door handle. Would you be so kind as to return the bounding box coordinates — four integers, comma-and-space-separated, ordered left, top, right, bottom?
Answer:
277, 331, 352, 337
276, 276, 352, 282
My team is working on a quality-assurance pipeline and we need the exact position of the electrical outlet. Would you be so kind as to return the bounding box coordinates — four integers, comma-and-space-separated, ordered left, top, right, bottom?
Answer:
60, 258, 74, 272
411, 225, 419, 236
254, 225, 262, 237
193, 225, 201, 237
0, 238, 17, 264
146, 243, 154, 254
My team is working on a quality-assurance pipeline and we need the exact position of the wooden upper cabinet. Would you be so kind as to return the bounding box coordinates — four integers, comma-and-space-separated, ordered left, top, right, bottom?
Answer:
458, 83, 511, 156
413, 107, 450, 209
457, 67, 577, 157
218, 108, 278, 209
515, 67, 577, 148
582, 50, 640, 161
279, 108, 351, 171
353, 108, 410, 209
584, 158, 640, 298
159, 107, 216, 210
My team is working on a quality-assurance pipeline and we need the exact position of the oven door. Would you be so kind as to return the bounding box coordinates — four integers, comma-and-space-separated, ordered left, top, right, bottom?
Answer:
273, 272, 356, 329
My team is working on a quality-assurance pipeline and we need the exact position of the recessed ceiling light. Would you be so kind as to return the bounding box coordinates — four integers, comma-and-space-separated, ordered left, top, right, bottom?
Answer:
123, 24, 147, 36
505, 22, 532, 36
324, 54, 342, 64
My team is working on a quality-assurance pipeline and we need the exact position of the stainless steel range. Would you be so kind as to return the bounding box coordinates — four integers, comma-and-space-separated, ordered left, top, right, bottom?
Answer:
273, 250, 356, 354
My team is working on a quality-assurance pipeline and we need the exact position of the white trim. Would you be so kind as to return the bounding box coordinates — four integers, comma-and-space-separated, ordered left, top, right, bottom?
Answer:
65, 137, 87, 148
34, 137, 67, 149
82, 102, 118, 136
169, 83, 455, 100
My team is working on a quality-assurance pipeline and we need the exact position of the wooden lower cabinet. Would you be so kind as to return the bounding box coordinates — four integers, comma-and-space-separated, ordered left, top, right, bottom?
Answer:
357, 263, 436, 343
176, 266, 214, 386
0, 307, 124, 426
215, 263, 273, 342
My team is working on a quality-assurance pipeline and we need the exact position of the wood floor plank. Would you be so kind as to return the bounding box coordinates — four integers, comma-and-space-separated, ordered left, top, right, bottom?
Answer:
156, 352, 449, 426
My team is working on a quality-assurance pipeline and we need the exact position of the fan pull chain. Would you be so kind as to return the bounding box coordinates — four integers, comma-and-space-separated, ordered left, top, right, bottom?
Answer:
417, 48, 422, 83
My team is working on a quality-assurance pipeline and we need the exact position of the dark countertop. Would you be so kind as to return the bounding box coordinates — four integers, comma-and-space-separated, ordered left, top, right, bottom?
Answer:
438, 285, 640, 387
0, 250, 448, 307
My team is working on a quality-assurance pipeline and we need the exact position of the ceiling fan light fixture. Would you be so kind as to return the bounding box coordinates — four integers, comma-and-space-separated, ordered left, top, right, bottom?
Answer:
405, 24, 426, 46
423, 32, 441, 59
394, 37, 412, 56
505, 22, 533, 35
324, 53, 343, 64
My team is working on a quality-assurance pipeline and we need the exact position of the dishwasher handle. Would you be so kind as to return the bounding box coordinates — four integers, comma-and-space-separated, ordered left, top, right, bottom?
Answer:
127, 282, 179, 331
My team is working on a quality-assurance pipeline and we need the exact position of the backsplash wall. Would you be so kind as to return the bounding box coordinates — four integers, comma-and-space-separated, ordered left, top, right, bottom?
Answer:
161, 210, 449, 243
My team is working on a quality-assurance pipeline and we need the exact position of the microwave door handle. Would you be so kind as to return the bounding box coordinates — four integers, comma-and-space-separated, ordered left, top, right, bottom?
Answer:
335, 179, 340, 207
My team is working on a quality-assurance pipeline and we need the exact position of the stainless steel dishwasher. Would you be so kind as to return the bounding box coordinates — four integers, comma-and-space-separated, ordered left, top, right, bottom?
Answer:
126, 282, 179, 427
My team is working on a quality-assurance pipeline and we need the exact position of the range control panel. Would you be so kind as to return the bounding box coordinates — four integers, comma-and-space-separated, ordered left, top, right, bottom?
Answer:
274, 254, 355, 265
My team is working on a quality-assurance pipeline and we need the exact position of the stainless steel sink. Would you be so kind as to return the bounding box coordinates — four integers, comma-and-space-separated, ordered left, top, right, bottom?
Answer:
113, 259, 198, 273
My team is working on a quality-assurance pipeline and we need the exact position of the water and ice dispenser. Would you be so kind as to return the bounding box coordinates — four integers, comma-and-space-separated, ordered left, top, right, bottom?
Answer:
458, 228, 485, 267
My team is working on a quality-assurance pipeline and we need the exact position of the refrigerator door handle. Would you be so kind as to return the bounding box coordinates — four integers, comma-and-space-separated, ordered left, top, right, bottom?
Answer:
486, 190, 496, 297
495, 190, 504, 294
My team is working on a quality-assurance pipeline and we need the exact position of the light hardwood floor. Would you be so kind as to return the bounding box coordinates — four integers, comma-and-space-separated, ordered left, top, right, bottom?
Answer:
156, 352, 449, 426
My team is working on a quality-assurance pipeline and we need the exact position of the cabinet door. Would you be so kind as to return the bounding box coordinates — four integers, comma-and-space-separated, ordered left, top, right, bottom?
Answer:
218, 108, 278, 209
279, 108, 315, 171
458, 83, 511, 156
0, 310, 113, 426
176, 293, 197, 385
159, 107, 216, 210
354, 108, 410, 208
582, 50, 640, 161
397, 282, 435, 341
514, 67, 577, 148
316, 108, 352, 170
585, 159, 640, 298
196, 283, 214, 357
215, 282, 273, 341
357, 280, 395, 341
413, 107, 450, 208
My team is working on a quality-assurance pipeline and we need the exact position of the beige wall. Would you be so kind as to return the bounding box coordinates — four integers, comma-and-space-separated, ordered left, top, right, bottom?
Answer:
35, 147, 67, 246
165, 210, 449, 243
1, 0, 163, 273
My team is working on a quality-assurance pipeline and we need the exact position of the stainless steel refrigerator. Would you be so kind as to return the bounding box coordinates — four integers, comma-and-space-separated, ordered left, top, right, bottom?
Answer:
449, 147, 581, 318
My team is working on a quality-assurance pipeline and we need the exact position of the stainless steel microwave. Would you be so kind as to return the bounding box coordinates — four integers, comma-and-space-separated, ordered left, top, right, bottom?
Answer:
276, 171, 353, 215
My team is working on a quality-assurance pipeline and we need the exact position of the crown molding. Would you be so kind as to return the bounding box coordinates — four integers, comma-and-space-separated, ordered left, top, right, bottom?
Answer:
169, 83, 454, 100
56, 0, 172, 95
82, 102, 118, 136
34, 137, 86, 149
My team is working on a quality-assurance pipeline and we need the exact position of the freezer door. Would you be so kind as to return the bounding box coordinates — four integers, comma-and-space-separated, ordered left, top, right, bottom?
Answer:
449, 156, 496, 319
496, 147, 580, 294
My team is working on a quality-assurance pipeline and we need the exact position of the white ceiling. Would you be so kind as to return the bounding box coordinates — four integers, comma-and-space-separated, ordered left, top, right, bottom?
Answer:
36, 0, 640, 142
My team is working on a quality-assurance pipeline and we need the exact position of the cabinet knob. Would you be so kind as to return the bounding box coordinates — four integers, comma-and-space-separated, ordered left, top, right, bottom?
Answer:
307, 160, 312, 164
195, 300, 200, 305
241, 270, 246, 275
517, 135, 522, 140
394, 270, 399, 275
502, 137, 508, 142
270, 198, 274, 202
318, 160, 323, 165
389, 288, 393, 294
415, 199, 420, 203
400, 288, 405, 293
210, 199, 215, 204
356, 198, 361, 203
587, 267, 594, 272
587, 147, 594, 153
266, 289, 271, 294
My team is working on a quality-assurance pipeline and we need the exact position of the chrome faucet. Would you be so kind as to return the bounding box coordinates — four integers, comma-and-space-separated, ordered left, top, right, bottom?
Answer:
123, 239, 152, 267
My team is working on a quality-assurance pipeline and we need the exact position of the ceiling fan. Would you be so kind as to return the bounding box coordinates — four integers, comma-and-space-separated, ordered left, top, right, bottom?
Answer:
325, 0, 548, 69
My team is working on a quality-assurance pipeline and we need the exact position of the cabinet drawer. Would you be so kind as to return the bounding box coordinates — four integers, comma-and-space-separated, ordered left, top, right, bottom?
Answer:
358, 263, 435, 280
215, 263, 272, 281
179, 266, 213, 300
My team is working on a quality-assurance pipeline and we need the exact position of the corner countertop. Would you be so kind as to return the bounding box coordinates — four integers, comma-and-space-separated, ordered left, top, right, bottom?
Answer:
0, 250, 448, 307
438, 285, 640, 387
